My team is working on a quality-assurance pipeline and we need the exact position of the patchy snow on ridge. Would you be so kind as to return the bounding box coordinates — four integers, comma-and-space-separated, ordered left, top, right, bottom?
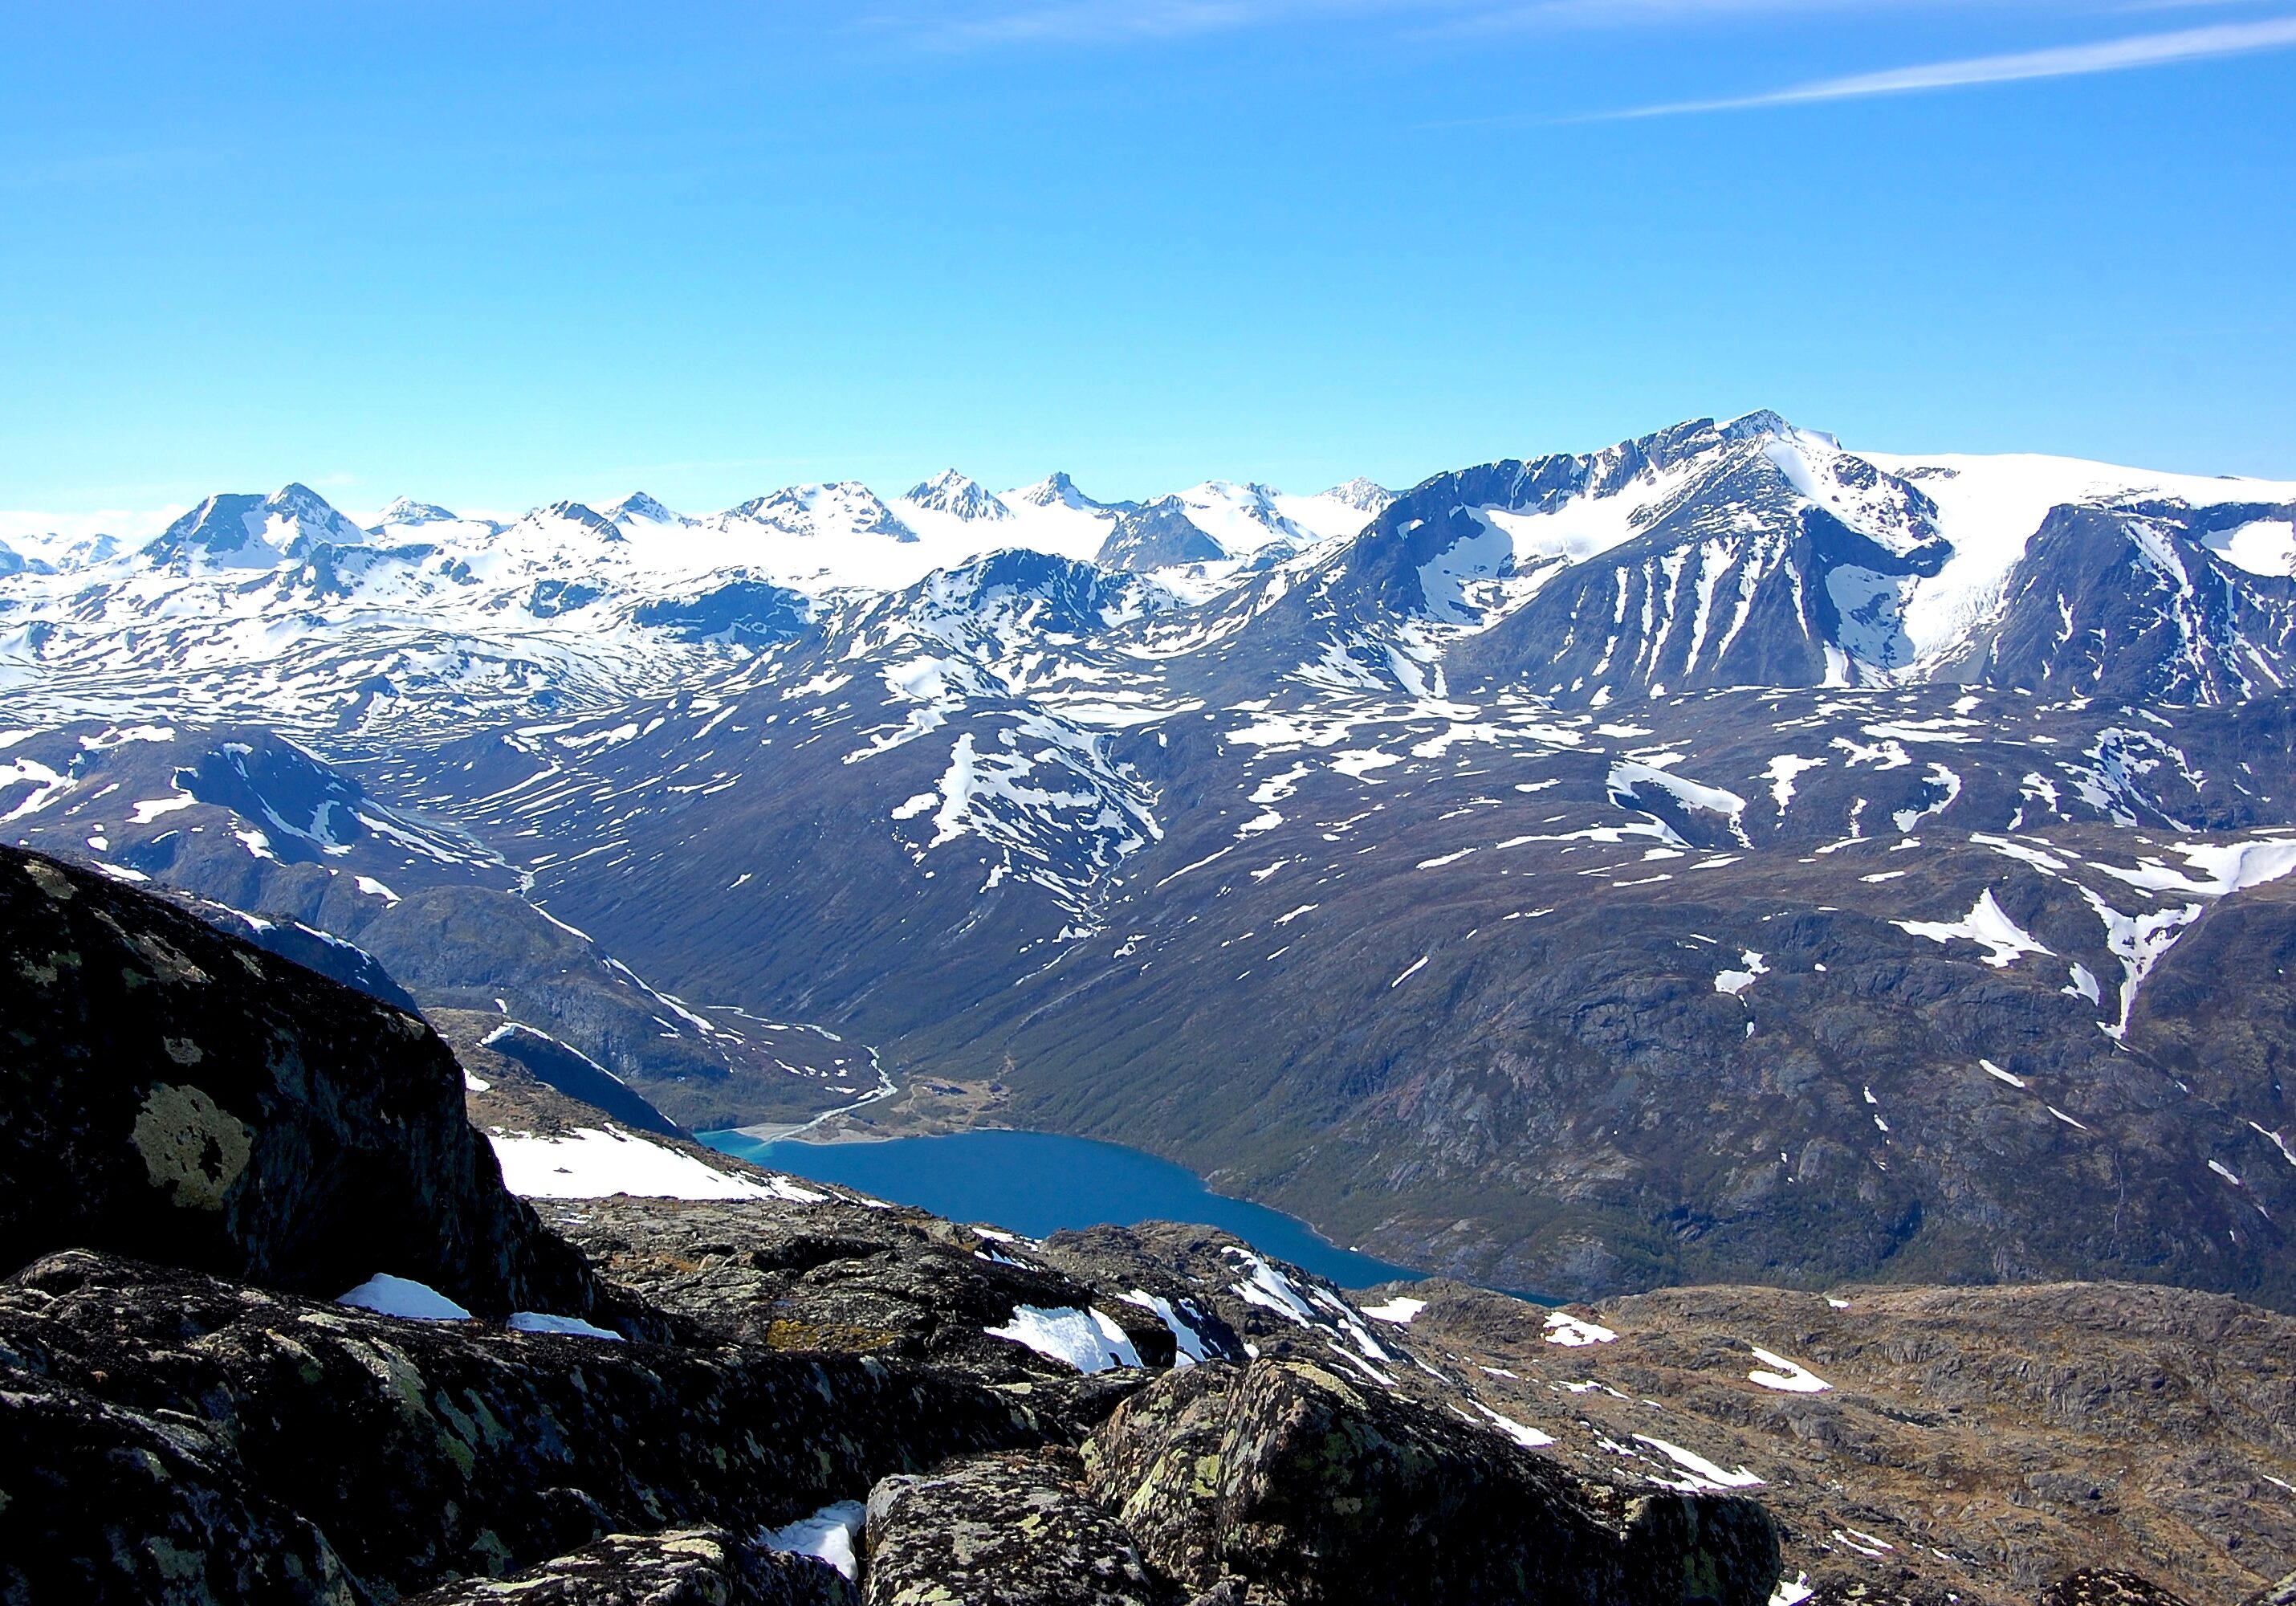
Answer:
1857, 447, 2296, 671
1747, 1347, 1831, 1393
1715, 951, 1769, 997
1545, 1310, 1619, 1347
1633, 1435, 1766, 1492
763, 1501, 869, 1582
2090, 838, 2296, 899
1118, 1289, 1211, 1365
1893, 890, 2050, 968
1473, 1401, 1557, 1449
338, 1274, 471, 1322
487, 1124, 824, 1201
984, 1304, 1142, 1373
507, 1311, 624, 1341
1225, 1246, 1322, 1327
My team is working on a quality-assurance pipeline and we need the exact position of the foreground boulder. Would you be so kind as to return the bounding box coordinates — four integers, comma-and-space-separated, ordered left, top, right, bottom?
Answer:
409, 1531, 857, 1605
864, 1449, 1174, 1605
1085, 1359, 1778, 1606
561, 1195, 1190, 1380
0, 846, 595, 1320
0, 1251, 1054, 1603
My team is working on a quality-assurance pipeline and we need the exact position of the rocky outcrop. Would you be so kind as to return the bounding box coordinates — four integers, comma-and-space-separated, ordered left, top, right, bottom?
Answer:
1364, 1276, 2296, 1605
0, 1236, 1793, 1606
2245, 1571, 2296, 1606
547, 1195, 1207, 1432
1095, 499, 1225, 572
563, 1192, 2282, 1606
1084, 1359, 1779, 1605
0, 1250, 1054, 1604
863, 1449, 1175, 1605
0, 846, 598, 1322
408, 1531, 857, 1606
2037, 1573, 2202, 1606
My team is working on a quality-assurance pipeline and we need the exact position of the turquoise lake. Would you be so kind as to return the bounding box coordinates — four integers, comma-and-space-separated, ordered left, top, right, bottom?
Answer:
698, 1127, 1423, 1291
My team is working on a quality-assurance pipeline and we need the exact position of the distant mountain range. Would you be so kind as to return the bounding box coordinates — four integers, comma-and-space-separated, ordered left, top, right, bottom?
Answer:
6, 412, 2296, 1309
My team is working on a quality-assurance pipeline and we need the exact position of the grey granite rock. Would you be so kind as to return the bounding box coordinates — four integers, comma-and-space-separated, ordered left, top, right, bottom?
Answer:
864, 1449, 1176, 1605
408, 1530, 857, 1606
1083, 1358, 1779, 1606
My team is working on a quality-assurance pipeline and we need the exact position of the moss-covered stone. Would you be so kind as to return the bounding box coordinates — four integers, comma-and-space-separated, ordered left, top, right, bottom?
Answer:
1084, 1359, 1779, 1606
0, 846, 600, 1323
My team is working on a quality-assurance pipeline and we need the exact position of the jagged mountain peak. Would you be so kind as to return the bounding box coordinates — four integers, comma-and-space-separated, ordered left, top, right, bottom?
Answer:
904, 545, 1174, 638
903, 470, 1013, 522
1189, 479, 1278, 503
372, 496, 463, 528
1008, 471, 1118, 512
1718, 408, 1833, 447
527, 499, 619, 536
725, 481, 918, 544
1319, 477, 1395, 513
144, 484, 367, 571
604, 492, 688, 528
269, 483, 356, 523
1096, 496, 1225, 573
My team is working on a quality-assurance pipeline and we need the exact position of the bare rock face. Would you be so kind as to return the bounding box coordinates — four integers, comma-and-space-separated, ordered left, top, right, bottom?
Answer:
408, 1531, 858, 1606
0, 1251, 1053, 1604
2245, 1572, 2296, 1606
863, 1449, 1177, 1605
1083, 1358, 1779, 1606
0, 1345, 365, 1605
0, 845, 596, 1321
558, 1196, 1184, 1374
2036, 1572, 2202, 1606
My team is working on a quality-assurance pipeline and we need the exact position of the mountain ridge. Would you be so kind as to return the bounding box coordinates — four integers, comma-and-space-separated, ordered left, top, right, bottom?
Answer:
8, 411, 2296, 1319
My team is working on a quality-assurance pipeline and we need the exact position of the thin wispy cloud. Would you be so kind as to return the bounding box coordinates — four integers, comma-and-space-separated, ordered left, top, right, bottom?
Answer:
1600, 13, 2296, 116
871, 0, 2291, 56
1439, 0, 1971, 33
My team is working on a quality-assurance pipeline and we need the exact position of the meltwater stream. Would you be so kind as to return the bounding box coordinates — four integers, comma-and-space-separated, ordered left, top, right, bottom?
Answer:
698, 1127, 1423, 1291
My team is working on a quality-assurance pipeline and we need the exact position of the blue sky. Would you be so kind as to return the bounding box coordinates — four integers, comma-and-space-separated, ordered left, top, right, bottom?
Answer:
2, 0, 2291, 528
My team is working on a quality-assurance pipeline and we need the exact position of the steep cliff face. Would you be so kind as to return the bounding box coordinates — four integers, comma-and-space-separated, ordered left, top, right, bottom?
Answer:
0, 845, 598, 1322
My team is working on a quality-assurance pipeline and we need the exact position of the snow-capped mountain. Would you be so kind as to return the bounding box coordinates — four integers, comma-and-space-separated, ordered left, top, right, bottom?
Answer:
902, 469, 1012, 522
145, 483, 370, 572
1095, 497, 1226, 573
1319, 475, 1397, 515
370, 495, 495, 535
1008, 470, 1123, 513
10, 414, 2296, 1311
604, 491, 690, 531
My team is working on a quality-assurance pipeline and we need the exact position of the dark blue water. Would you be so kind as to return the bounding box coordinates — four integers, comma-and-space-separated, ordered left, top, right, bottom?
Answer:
697, 1127, 1423, 1291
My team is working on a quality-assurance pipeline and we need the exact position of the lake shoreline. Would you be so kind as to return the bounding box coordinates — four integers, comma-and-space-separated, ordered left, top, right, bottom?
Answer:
698, 1124, 1429, 1293
723, 1119, 1007, 1147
